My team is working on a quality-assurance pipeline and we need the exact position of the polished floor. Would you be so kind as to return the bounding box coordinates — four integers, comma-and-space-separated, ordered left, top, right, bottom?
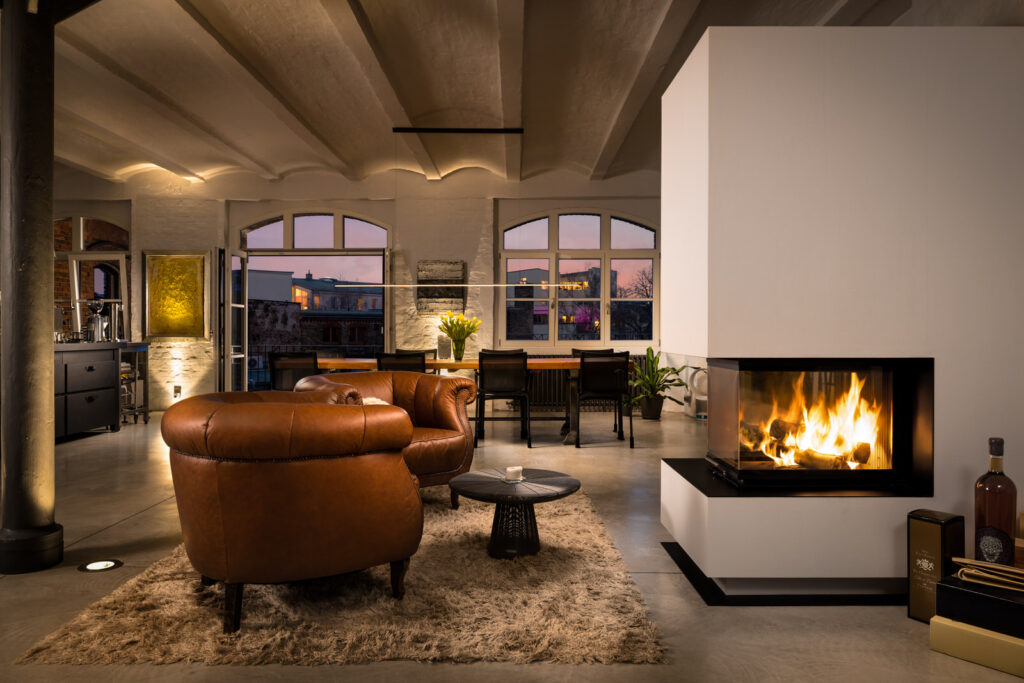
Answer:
0, 410, 1013, 682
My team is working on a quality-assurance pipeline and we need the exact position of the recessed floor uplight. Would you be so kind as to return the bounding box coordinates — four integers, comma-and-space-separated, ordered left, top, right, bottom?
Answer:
77, 559, 124, 573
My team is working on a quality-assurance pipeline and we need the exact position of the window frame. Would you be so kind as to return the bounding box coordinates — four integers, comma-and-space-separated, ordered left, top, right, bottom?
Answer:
238, 211, 392, 374
497, 210, 659, 352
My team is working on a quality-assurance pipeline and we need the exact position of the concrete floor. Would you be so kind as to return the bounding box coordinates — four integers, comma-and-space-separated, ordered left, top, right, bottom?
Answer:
0, 410, 1013, 682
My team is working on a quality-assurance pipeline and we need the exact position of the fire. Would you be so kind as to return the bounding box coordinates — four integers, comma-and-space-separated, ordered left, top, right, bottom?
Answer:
739, 373, 889, 470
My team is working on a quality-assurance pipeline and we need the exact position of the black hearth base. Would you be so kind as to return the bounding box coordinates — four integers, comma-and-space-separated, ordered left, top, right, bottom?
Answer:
661, 542, 907, 607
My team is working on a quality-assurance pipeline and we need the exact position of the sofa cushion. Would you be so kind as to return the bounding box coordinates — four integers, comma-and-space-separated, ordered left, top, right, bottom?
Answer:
401, 427, 467, 478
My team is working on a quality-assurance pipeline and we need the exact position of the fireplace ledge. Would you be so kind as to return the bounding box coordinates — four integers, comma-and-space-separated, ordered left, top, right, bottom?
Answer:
661, 458, 935, 585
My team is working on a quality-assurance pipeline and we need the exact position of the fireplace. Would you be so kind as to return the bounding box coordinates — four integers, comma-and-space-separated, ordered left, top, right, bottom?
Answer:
705, 358, 933, 493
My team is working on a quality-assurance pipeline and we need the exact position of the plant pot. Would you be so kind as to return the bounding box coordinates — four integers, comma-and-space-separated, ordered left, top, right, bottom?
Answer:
639, 395, 664, 420
452, 338, 466, 361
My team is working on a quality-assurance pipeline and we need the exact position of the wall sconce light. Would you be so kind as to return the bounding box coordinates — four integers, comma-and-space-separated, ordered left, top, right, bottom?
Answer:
173, 385, 182, 399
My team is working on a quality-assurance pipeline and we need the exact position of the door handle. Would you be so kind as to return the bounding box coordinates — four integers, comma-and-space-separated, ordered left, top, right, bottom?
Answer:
85, 396, 95, 403
86, 366, 95, 372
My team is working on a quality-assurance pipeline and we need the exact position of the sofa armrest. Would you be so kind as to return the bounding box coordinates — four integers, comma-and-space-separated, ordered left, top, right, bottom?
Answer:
418, 375, 477, 433
293, 375, 363, 404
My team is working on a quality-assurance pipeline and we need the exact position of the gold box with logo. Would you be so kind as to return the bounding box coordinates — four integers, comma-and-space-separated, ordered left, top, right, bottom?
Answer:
907, 509, 964, 622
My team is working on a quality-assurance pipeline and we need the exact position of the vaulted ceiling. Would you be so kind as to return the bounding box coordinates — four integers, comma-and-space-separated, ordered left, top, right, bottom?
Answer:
43, 0, 1022, 185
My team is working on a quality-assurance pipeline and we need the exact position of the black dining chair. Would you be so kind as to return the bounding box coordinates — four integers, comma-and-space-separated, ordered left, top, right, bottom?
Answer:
268, 351, 320, 391
396, 347, 437, 373
566, 348, 617, 433
475, 349, 531, 448
576, 350, 633, 448
377, 351, 427, 373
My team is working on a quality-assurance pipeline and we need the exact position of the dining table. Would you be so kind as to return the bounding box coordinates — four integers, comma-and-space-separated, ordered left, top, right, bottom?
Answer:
316, 356, 592, 444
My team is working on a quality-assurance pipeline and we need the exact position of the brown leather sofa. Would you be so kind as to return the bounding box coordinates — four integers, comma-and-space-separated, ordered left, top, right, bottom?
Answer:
161, 390, 422, 633
294, 371, 477, 508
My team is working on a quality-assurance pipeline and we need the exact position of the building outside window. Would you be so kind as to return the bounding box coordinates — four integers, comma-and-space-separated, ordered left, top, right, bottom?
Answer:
498, 211, 658, 351
241, 213, 388, 389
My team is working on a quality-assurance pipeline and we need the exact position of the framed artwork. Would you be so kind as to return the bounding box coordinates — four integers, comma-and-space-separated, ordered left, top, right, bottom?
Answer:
144, 251, 209, 338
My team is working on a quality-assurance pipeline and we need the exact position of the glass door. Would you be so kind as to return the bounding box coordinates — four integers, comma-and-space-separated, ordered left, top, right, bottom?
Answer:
222, 249, 247, 391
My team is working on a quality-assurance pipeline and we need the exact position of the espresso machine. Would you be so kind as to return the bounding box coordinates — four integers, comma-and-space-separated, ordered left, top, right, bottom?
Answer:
84, 300, 108, 342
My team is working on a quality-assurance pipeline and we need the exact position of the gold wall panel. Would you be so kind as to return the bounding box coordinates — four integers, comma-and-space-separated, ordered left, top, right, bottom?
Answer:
146, 254, 206, 337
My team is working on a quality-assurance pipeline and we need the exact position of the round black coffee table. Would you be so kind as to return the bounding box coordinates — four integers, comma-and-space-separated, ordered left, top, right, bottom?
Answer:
448, 468, 581, 559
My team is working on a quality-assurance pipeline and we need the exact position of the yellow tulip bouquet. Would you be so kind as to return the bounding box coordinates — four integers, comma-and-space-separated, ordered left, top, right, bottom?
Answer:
438, 311, 481, 361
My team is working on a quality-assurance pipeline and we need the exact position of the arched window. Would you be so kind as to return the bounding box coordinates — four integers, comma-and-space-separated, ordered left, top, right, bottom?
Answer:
239, 212, 389, 389
499, 211, 657, 349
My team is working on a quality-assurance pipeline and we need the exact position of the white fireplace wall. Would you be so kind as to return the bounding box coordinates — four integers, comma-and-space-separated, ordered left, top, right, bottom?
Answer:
662, 27, 1024, 533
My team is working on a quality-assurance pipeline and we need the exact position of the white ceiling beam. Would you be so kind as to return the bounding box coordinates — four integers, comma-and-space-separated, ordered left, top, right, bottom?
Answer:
56, 105, 206, 180
55, 29, 280, 181
497, 0, 524, 182
589, 0, 701, 180
319, 0, 441, 180
173, 0, 358, 180
53, 152, 123, 183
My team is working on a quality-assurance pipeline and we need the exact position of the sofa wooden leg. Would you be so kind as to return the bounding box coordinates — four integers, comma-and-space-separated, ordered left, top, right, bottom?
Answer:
450, 489, 460, 510
390, 559, 409, 600
200, 574, 216, 587
223, 582, 244, 633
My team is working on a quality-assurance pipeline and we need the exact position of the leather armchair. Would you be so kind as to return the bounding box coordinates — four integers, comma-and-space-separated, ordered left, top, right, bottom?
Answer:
161, 390, 422, 633
294, 371, 477, 507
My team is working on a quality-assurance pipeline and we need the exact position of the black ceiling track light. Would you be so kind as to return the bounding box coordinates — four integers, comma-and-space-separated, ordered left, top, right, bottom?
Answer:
392, 127, 524, 135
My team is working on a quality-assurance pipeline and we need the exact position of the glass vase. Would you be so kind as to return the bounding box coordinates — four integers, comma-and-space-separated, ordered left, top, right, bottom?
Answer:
452, 338, 466, 361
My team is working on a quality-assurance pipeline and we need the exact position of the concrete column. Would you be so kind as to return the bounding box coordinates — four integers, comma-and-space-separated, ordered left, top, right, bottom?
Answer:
0, 0, 63, 573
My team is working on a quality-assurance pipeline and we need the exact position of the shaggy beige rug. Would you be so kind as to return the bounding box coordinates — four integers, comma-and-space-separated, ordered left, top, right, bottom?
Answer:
19, 489, 663, 665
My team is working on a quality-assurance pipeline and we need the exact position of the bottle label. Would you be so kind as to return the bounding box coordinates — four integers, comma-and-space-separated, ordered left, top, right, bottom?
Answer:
975, 527, 1014, 564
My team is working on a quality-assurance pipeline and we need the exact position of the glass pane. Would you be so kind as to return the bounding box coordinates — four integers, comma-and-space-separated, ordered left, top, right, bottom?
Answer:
231, 357, 244, 392
246, 254, 385, 386
558, 214, 600, 249
84, 219, 129, 251
558, 259, 600, 299
79, 260, 120, 300
344, 217, 387, 248
231, 255, 243, 305
243, 218, 284, 249
503, 218, 548, 250
231, 306, 243, 352
506, 258, 549, 298
611, 217, 656, 249
505, 300, 549, 341
611, 259, 653, 298
610, 301, 653, 340
294, 214, 334, 248
557, 301, 600, 341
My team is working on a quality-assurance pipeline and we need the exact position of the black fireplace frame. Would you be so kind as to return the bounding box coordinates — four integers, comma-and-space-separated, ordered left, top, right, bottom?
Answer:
705, 357, 934, 495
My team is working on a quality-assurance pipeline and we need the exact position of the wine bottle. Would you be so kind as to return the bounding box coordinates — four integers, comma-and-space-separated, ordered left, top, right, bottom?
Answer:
974, 437, 1018, 565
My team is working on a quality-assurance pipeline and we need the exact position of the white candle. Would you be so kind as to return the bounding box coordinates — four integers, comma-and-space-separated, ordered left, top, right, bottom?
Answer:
505, 466, 523, 482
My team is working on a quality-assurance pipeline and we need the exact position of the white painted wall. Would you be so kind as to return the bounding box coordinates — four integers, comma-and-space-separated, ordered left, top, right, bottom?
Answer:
132, 197, 225, 409
662, 27, 1024, 547
661, 32, 709, 360
54, 167, 659, 407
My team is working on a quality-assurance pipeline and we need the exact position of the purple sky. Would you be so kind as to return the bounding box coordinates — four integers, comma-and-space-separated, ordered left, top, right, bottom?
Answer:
248, 255, 383, 283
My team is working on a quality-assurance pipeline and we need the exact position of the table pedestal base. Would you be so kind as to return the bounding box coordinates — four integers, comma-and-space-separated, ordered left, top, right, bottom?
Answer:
488, 502, 539, 559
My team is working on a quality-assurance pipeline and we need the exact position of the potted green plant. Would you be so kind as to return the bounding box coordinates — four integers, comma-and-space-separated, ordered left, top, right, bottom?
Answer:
629, 347, 691, 420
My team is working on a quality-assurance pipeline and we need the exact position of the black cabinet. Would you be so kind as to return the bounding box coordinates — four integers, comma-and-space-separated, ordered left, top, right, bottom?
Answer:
55, 344, 120, 437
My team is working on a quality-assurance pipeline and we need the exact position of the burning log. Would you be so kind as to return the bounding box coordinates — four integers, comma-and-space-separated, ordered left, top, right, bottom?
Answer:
852, 442, 871, 464
794, 449, 846, 470
769, 419, 800, 441
740, 421, 766, 444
